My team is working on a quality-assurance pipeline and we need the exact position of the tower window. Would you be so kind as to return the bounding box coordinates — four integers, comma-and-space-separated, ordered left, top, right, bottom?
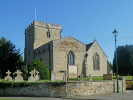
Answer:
47, 30, 50, 38
29, 34, 30, 37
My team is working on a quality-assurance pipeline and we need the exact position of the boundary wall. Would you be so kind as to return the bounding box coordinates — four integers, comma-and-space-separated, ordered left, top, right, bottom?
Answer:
0, 78, 126, 97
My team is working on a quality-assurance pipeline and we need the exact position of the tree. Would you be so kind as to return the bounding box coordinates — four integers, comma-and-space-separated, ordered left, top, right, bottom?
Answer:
20, 64, 28, 80
0, 37, 23, 79
113, 45, 133, 76
109, 62, 113, 72
27, 59, 49, 80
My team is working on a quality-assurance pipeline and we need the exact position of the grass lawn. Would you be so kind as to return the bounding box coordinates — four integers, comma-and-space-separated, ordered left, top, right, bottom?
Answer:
0, 76, 132, 84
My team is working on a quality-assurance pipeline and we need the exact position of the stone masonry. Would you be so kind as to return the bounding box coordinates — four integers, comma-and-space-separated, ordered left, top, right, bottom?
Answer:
0, 79, 126, 97
24, 20, 108, 80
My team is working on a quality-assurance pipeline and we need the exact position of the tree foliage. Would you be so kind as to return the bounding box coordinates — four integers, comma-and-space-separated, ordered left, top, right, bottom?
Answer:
0, 37, 23, 78
109, 62, 113, 72
27, 59, 49, 80
113, 45, 133, 76
20, 65, 28, 80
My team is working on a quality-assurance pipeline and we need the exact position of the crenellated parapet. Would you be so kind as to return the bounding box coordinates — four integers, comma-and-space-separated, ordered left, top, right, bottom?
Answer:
34, 20, 62, 30
25, 20, 62, 32
25, 21, 34, 31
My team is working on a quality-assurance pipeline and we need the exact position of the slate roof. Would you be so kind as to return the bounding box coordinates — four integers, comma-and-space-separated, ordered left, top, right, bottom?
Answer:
86, 42, 94, 51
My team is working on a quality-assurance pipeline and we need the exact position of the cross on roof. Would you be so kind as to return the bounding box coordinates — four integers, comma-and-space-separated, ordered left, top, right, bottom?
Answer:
6, 70, 11, 76
94, 37, 96, 41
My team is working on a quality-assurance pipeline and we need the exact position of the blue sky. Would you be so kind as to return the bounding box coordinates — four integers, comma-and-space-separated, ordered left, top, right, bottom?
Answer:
0, 0, 133, 63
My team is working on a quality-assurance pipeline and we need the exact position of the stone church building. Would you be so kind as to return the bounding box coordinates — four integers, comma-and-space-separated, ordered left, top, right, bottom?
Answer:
24, 20, 109, 80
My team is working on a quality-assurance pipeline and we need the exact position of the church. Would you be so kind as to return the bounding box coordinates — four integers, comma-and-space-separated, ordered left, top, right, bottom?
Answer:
24, 20, 109, 80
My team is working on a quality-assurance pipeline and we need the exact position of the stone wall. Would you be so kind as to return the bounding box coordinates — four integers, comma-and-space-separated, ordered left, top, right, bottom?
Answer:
0, 79, 125, 97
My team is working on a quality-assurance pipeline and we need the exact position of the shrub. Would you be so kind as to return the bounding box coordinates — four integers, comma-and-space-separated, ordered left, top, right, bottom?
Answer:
20, 65, 28, 80
27, 59, 49, 80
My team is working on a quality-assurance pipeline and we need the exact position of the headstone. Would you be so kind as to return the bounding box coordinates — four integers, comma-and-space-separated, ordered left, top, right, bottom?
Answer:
51, 71, 56, 81
132, 76, 133, 81
89, 74, 93, 81
110, 70, 113, 77
28, 70, 35, 82
4, 70, 12, 81
103, 74, 112, 80
110, 70, 113, 74
14, 70, 23, 82
35, 71, 39, 81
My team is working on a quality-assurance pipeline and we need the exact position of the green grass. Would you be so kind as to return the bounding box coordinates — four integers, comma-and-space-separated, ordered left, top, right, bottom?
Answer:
0, 76, 132, 83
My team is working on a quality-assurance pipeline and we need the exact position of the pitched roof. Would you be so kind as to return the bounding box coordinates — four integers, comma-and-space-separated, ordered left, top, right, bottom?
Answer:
86, 42, 94, 51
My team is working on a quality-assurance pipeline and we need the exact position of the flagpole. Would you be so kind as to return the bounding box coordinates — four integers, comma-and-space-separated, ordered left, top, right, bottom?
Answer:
35, 8, 36, 20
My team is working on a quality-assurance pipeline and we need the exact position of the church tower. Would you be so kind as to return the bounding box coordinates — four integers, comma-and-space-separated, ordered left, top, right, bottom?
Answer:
24, 20, 62, 65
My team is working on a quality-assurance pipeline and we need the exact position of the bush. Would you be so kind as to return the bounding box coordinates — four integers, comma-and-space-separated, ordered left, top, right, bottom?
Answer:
27, 59, 49, 80
20, 65, 28, 80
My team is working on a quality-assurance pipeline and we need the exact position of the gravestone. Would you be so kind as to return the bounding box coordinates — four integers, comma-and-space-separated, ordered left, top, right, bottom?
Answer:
51, 71, 56, 81
35, 71, 39, 81
132, 76, 133, 81
89, 74, 93, 81
4, 70, 12, 81
14, 70, 23, 82
110, 70, 113, 77
110, 70, 113, 74
103, 74, 112, 80
28, 70, 35, 82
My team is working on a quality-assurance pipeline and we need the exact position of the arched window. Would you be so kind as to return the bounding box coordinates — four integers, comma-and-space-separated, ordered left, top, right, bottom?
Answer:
47, 30, 50, 38
93, 53, 100, 70
67, 51, 74, 65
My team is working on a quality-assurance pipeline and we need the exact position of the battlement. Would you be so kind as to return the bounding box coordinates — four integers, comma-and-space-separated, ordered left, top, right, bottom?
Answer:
25, 20, 62, 31
25, 21, 34, 31
34, 20, 62, 30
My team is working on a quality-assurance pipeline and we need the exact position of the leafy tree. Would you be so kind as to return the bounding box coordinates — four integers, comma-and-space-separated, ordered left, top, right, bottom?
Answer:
27, 59, 49, 80
0, 37, 23, 79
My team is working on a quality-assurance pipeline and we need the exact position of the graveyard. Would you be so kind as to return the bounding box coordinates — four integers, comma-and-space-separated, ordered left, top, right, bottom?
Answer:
0, 69, 129, 97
